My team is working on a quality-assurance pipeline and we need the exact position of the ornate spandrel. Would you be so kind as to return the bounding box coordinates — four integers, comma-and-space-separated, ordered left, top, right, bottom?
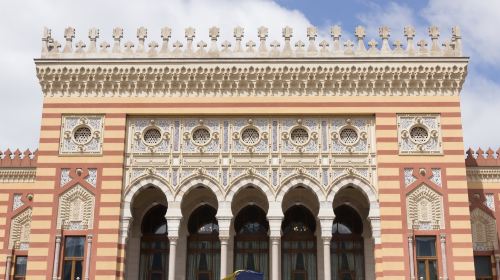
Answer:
59, 115, 104, 155
398, 114, 442, 155
124, 116, 377, 196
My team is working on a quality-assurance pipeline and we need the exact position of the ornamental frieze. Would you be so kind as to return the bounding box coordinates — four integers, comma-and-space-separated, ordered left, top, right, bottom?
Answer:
125, 116, 377, 195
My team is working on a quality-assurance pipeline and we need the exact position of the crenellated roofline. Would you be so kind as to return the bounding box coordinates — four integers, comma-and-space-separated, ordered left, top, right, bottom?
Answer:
0, 149, 38, 183
39, 25, 463, 59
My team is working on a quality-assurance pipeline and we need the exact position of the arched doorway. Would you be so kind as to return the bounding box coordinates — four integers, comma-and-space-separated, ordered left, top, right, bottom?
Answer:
282, 205, 317, 280
234, 205, 269, 279
186, 204, 220, 280
331, 205, 364, 280
139, 204, 169, 280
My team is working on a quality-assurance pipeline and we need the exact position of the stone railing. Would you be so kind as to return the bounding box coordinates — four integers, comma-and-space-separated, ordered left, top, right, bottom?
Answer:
0, 149, 38, 183
40, 25, 463, 59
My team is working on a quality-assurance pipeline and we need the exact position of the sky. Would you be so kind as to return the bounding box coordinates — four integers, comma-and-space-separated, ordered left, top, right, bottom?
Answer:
0, 0, 499, 151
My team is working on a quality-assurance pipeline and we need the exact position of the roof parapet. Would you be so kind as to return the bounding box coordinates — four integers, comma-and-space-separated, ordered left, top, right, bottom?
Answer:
465, 148, 500, 167
0, 149, 38, 168
40, 25, 463, 59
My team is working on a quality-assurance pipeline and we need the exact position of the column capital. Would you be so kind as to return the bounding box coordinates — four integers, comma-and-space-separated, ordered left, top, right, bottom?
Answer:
440, 233, 447, 241
219, 236, 230, 243
168, 236, 179, 244
322, 236, 331, 244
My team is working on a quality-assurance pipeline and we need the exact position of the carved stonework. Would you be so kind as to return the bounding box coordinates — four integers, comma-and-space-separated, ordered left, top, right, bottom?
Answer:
406, 184, 444, 230
9, 208, 32, 249
60, 115, 104, 155
12, 194, 24, 211
470, 208, 497, 251
397, 114, 442, 155
57, 184, 95, 230
125, 116, 377, 195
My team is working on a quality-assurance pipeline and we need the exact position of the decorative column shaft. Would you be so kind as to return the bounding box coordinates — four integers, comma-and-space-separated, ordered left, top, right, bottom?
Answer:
408, 235, 415, 280
440, 234, 448, 280
495, 255, 500, 280
52, 235, 62, 280
5, 255, 12, 280
323, 237, 331, 280
220, 237, 229, 277
168, 237, 178, 280
84, 235, 93, 280
271, 237, 280, 280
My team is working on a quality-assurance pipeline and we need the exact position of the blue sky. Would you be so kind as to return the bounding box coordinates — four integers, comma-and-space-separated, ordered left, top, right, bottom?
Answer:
0, 0, 499, 151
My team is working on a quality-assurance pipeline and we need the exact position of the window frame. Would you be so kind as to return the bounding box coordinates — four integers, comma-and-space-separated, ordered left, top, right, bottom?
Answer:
13, 255, 28, 280
474, 255, 493, 280
415, 235, 439, 280
60, 235, 86, 280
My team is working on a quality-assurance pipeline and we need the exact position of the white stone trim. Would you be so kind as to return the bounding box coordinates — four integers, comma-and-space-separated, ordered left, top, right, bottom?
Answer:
225, 175, 274, 203
327, 175, 379, 218
174, 174, 224, 202
275, 174, 325, 202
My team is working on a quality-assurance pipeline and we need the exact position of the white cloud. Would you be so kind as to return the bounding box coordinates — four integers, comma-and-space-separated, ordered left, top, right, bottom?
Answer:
0, 0, 313, 149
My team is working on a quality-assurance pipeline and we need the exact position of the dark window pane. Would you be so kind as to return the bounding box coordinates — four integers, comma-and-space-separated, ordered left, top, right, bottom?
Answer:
64, 236, 85, 257
62, 261, 72, 280
417, 260, 426, 278
14, 256, 27, 276
429, 260, 438, 280
475, 256, 493, 277
416, 236, 436, 257
74, 260, 83, 279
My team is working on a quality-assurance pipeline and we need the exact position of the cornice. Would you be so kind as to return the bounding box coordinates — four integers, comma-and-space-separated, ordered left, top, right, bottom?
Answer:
0, 168, 37, 183
35, 59, 468, 98
466, 167, 500, 183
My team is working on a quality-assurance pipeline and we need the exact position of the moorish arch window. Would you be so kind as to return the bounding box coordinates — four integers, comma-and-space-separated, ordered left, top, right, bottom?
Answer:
281, 205, 317, 280
331, 205, 364, 280
234, 205, 269, 279
187, 205, 220, 280
139, 204, 169, 280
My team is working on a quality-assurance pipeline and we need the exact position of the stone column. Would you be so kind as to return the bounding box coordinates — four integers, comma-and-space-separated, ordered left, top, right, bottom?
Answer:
495, 254, 500, 280
52, 235, 62, 280
168, 237, 178, 280
84, 235, 93, 280
323, 237, 331, 280
5, 255, 12, 280
440, 234, 448, 280
408, 235, 415, 280
220, 236, 229, 277
271, 236, 280, 280
166, 207, 182, 280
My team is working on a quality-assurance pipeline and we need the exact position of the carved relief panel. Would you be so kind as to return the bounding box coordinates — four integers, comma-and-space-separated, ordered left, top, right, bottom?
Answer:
125, 116, 377, 195
8, 208, 32, 250
397, 114, 442, 155
470, 208, 497, 251
406, 184, 444, 230
60, 115, 104, 155
57, 184, 95, 230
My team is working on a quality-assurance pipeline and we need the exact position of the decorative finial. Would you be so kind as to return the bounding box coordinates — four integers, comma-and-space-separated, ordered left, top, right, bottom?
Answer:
257, 26, 268, 54
428, 26, 440, 55
221, 40, 231, 53
330, 25, 342, 54
319, 40, 329, 56
344, 40, 354, 55
75, 41, 86, 54
306, 26, 318, 54
417, 39, 428, 56
185, 27, 196, 54
88, 28, 99, 53
404, 25, 416, 56
63, 27, 76, 53
233, 26, 244, 52
354, 26, 366, 54
41, 27, 52, 54
136, 26, 148, 53
160, 27, 172, 54
368, 39, 378, 55
208, 26, 220, 55
282, 26, 293, 54
379, 26, 391, 54
112, 27, 123, 53
451, 26, 462, 56
245, 40, 256, 53
393, 40, 404, 54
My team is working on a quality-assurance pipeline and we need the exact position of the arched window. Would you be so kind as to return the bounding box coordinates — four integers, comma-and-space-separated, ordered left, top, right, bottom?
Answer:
186, 205, 220, 280
331, 205, 364, 280
282, 205, 317, 280
139, 204, 169, 280
234, 205, 269, 279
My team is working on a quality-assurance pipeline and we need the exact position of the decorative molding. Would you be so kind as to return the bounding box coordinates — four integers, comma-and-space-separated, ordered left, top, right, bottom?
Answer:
57, 184, 95, 230
8, 208, 32, 250
466, 148, 500, 167
0, 168, 36, 183
470, 208, 497, 251
40, 25, 463, 59
35, 61, 467, 98
59, 115, 104, 155
0, 149, 38, 167
406, 184, 444, 230
397, 114, 442, 155
466, 167, 500, 183
125, 116, 377, 199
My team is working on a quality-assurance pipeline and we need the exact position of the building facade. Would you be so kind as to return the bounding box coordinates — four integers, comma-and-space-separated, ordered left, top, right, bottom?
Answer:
0, 24, 497, 280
